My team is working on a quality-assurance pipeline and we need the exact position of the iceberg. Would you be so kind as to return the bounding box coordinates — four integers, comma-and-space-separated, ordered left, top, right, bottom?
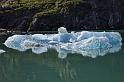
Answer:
4, 27, 122, 58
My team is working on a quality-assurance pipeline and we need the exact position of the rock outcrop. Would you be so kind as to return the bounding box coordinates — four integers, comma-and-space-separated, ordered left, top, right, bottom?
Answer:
0, 0, 124, 31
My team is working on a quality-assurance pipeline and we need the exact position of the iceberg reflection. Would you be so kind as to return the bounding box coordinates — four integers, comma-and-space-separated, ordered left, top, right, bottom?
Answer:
4, 27, 122, 58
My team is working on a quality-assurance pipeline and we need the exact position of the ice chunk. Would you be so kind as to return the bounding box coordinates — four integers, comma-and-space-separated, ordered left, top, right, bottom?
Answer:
56, 36, 122, 58
21, 40, 48, 54
58, 27, 68, 33
4, 27, 122, 58
32, 47, 48, 54
60, 37, 111, 50
21, 40, 42, 50
32, 34, 48, 40
32, 34, 51, 44
48, 34, 59, 41
48, 41, 59, 45
0, 49, 6, 54
59, 33, 76, 43
4, 35, 31, 51
76, 37, 112, 50
57, 27, 77, 43
77, 31, 93, 41
80, 49, 110, 58
102, 32, 122, 45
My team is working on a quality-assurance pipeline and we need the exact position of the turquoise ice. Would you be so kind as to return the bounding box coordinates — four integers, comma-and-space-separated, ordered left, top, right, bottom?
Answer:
4, 27, 122, 58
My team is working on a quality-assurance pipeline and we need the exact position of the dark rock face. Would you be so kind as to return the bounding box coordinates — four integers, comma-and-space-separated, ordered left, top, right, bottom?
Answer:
0, 0, 124, 31
30, 0, 124, 31
0, 10, 34, 31
29, 3, 91, 31
84, 0, 124, 30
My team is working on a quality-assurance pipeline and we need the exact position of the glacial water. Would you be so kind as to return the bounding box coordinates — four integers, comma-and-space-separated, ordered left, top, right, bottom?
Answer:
0, 30, 124, 82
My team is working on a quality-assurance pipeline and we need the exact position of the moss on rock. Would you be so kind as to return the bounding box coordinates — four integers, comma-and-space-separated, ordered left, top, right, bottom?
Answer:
0, 0, 91, 31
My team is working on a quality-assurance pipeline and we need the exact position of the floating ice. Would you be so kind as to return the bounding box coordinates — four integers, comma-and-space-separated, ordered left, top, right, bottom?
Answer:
0, 49, 6, 54
4, 27, 122, 58
21, 40, 47, 54
4, 35, 31, 51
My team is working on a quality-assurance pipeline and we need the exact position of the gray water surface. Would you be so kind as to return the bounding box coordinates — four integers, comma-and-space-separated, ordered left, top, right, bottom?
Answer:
0, 31, 124, 82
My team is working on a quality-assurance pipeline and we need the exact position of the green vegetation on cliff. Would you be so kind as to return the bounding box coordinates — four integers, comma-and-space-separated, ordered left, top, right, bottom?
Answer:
0, 0, 91, 31
1, 0, 87, 16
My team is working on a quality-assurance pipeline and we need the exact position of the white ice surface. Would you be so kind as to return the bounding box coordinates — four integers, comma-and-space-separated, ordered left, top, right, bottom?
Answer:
4, 27, 122, 58
0, 49, 6, 54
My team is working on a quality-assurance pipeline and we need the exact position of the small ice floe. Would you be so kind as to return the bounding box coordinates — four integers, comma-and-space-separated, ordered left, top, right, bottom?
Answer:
4, 35, 31, 51
4, 27, 122, 58
0, 49, 6, 54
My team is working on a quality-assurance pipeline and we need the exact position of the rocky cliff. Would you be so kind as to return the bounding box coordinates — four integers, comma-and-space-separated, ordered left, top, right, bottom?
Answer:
0, 0, 124, 31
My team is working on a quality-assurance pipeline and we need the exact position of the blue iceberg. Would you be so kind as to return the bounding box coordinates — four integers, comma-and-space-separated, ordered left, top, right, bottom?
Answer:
4, 27, 122, 58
